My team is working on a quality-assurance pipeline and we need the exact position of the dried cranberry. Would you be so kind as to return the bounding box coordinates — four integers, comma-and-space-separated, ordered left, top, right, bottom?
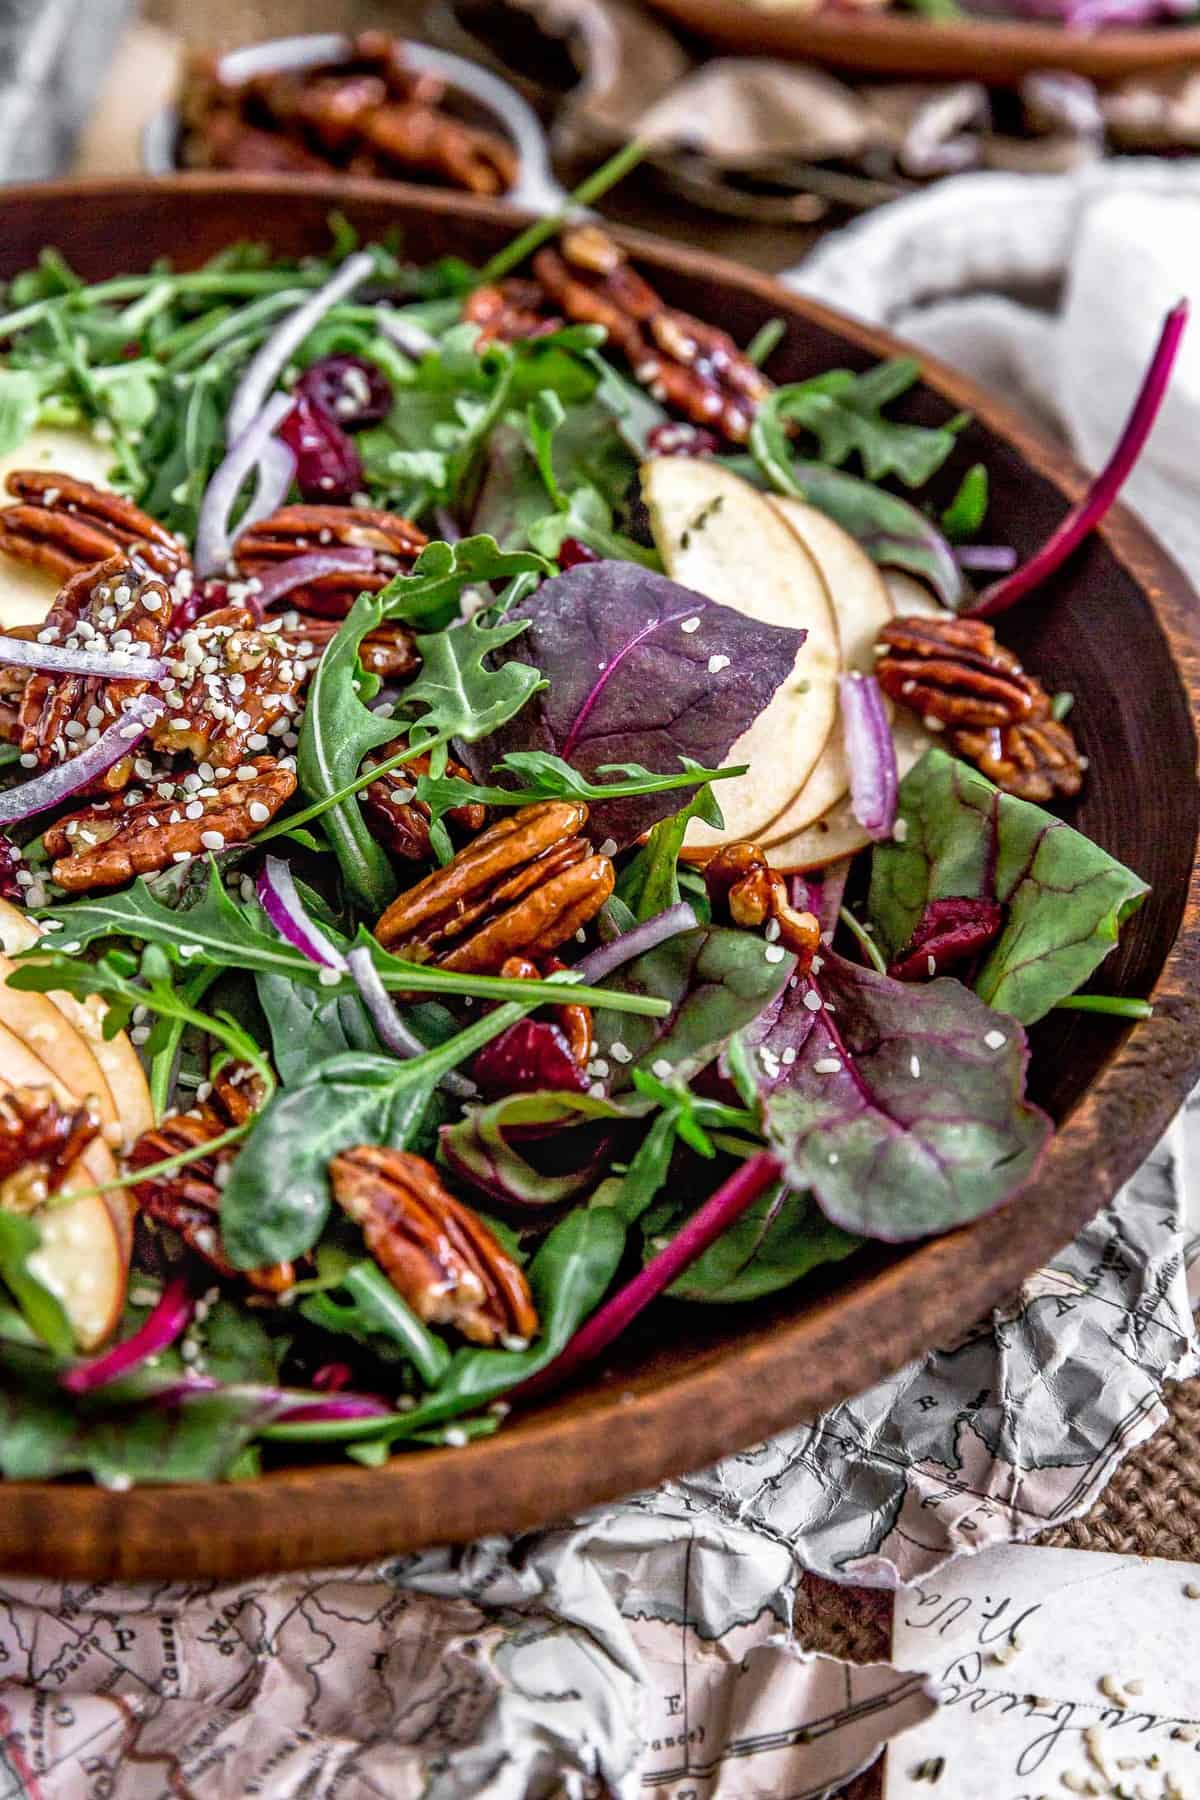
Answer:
888, 897, 1005, 982
646, 423, 719, 458
311, 1362, 353, 1392
278, 396, 364, 503
169, 576, 240, 635
0, 838, 22, 902
557, 537, 600, 571
296, 355, 392, 432
472, 1019, 588, 1099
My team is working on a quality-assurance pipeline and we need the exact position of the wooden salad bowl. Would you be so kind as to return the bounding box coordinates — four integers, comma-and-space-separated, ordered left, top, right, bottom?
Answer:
0, 177, 1198, 1579
645, 0, 1200, 82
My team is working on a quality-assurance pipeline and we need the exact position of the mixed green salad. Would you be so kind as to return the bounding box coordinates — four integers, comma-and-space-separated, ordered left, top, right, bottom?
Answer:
0, 188, 1176, 1487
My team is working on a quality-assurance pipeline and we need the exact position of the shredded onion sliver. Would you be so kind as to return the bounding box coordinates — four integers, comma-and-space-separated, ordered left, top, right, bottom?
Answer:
227, 251, 376, 442
0, 691, 164, 825
346, 945, 477, 1099
515, 1151, 783, 1403
252, 547, 376, 609
840, 673, 897, 843
0, 635, 165, 683
194, 392, 294, 579
61, 1275, 194, 1394
257, 856, 348, 971
574, 902, 698, 986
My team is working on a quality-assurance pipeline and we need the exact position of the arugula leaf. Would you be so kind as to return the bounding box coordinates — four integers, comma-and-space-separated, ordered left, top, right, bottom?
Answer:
868, 749, 1150, 1025
616, 784, 723, 921
941, 463, 989, 540
749, 360, 962, 490
297, 539, 548, 911
0, 369, 40, 457
0, 1214, 74, 1355
399, 613, 546, 755
591, 925, 796, 1089
470, 560, 806, 846
221, 996, 542, 1267
756, 949, 1051, 1241
301, 1260, 452, 1387
649, 1181, 859, 1304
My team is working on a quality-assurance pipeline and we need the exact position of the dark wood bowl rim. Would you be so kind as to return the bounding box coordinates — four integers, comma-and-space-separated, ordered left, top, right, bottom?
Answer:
0, 176, 1198, 1579
645, 0, 1200, 77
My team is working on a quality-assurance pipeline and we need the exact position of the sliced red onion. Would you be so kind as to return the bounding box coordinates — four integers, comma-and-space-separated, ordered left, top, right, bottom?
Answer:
953, 545, 1018, 574
840, 673, 898, 843
273, 1393, 392, 1424
227, 250, 376, 442
257, 855, 348, 971
346, 945, 477, 1099
375, 310, 437, 360
194, 391, 294, 579
0, 635, 166, 683
252, 548, 375, 610
247, 434, 297, 529
972, 300, 1188, 619
790, 859, 850, 941
61, 1276, 193, 1394
574, 902, 698, 987
0, 692, 163, 825
515, 1151, 782, 1402
434, 506, 461, 545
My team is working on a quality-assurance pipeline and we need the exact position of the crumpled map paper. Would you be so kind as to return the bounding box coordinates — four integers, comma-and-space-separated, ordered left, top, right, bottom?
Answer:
886, 1541, 1200, 1798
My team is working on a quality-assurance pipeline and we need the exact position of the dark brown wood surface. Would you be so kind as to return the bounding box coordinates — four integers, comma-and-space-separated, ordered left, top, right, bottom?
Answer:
1, 176, 1198, 1579
646, 0, 1200, 81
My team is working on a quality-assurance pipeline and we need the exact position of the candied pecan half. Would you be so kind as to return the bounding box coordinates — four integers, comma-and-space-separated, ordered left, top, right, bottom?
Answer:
45, 757, 295, 892
374, 801, 615, 974
360, 747, 485, 864
530, 227, 773, 443
330, 1145, 537, 1346
953, 714, 1085, 805
0, 1086, 101, 1213
875, 614, 1039, 730
234, 504, 427, 618
149, 607, 307, 768
463, 280, 563, 348
704, 842, 820, 973
356, 102, 517, 195
18, 550, 173, 792
0, 472, 188, 583
276, 613, 420, 683
128, 1065, 292, 1293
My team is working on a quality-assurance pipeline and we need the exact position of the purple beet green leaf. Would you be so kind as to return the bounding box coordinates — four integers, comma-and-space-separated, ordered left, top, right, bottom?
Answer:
466, 560, 806, 845
868, 748, 1150, 1025
755, 949, 1051, 1242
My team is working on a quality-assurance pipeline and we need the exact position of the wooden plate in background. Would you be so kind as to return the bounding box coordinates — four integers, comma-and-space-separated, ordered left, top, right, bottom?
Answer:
0, 177, 1198, 1578
646, 0, 1200, 82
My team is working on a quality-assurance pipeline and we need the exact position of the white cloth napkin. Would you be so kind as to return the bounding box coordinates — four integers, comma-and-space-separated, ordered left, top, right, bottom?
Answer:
788, 158, 1200, 582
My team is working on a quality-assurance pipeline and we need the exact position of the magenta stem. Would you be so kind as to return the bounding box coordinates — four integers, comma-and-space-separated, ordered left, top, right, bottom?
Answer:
514, 1149, 782, 1403
971, 300, 1188, 619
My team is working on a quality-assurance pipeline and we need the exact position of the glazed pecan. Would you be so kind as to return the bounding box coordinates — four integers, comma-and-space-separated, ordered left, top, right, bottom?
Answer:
875, 613, 1085, 801
0, 1086, 100, 1213
149, 607, 307, 768
277, 613, 420, 683
44, 757, 296, 892
374, 801, 615, 974
463, 280, 563, 348
355, 102, 517, 196
360, 748, 485, 864
128, 1065, 292, 1293
704, 842, 821, 972
531, 227, 773, 443
18, 550, 173, 792
0, 472, 188, 583
875, 614, 1039, 730
953, 715, 1085, 805
234, 504, 427, 618
330, 1145, 537, 1346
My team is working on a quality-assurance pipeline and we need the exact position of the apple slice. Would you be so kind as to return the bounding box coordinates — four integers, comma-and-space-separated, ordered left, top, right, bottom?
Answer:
762, 496, 894, 835
641, 457, 841, 848
26, 1169, 126, 1351
0, 956, 120, 1139
884, 569, 949, 621
0, 429, 115, 629
0, 898, 153, 1146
